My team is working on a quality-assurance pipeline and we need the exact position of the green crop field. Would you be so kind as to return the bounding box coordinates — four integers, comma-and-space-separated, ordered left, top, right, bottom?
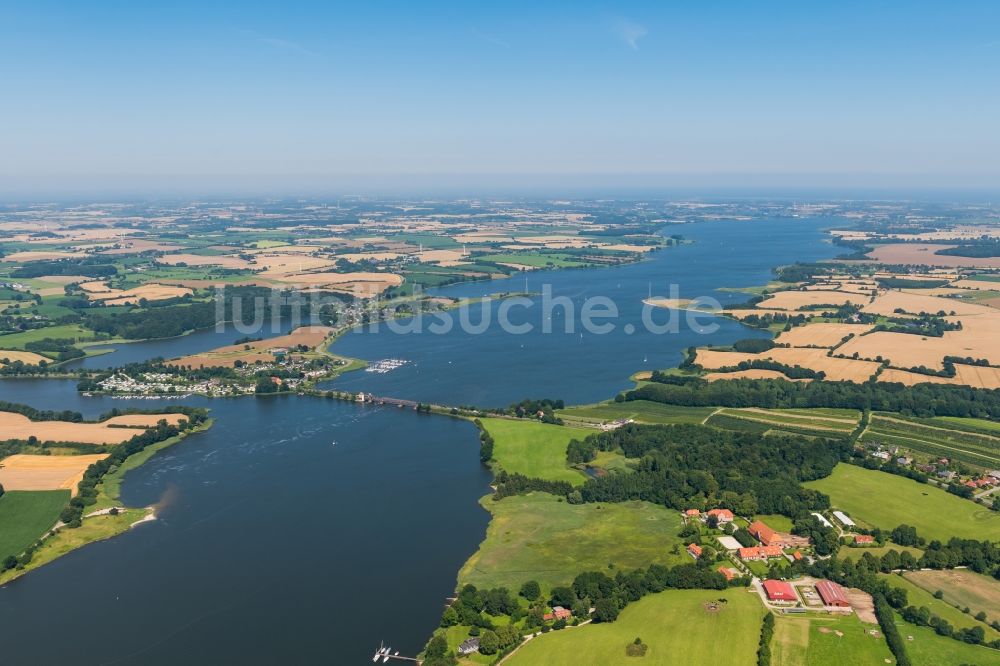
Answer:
861, 414, 1000, 468
507, 588, 765, 666
0, 324, 94, 349
771, 613, 893, 666
719, 408, 858, 432
893, 612, 1000, 666
882, 574, 1000, 641
477, 253, 588, 268
754, 513, 795, 532
804, 464, 1000, 542
557, 401, 715, 425
933, 415, 1000, 435
0, 490, 70, 560
480, 418, 591, 486
839, 544, 924, 562
902, 569, 1000, 625
458, 492, 684, 591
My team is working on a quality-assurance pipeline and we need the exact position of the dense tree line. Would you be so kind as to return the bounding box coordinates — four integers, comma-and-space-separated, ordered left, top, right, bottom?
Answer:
476, 421, 494, 462
716, 359, 825, 380
757, 613, 774, 666
492, 470, 574, 500
11, 259, 117, 278
571, 424, 844, 517
623, 375, 1000, 419
732, 338, 776, 353
83, 286, 296, 340
23, 338, 85, 361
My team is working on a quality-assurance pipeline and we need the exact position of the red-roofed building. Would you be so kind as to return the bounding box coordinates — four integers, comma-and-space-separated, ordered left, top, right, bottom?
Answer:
792, 551, 803, 561
706, 508, 735, 524
749, 521, 783, 546
763, 579, 797, 602
542, 606, 573, 621
717, 566, 737, 581
815, 580, 850, 607
738, 545, 783, 561
853, 535, 874, 545
685, 508, 701, 517
687, 543, 703, 559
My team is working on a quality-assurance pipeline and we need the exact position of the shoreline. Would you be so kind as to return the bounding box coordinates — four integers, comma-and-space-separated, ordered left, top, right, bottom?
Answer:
0, 418, 214, 587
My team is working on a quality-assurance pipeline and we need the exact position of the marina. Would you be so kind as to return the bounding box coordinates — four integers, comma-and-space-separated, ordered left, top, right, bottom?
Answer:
365, 359, 410, 374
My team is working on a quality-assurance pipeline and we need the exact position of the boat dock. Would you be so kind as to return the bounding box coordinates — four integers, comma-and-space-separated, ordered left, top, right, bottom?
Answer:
372, 643, 420, 663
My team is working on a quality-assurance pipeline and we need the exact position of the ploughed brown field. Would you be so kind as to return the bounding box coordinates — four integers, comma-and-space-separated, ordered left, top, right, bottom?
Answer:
172, 325, 334, 368
0, 412, 188, 445
0, 454, 110, 495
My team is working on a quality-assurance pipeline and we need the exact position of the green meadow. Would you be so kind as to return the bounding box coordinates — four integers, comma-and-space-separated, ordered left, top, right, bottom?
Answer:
0, 490, 69, 560
508, 588, 765, 666
804, 464, 1000, 542
894, 612, 1000, 666
458, 492, 684, 591
480, 418, 591, 486
881, 573, 1000, 641
771, 613, 893, 666
557, 400, 716, 425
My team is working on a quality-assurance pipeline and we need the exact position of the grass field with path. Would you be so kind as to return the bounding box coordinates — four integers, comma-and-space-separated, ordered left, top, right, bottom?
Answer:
804, 464, 1000, 542
771, 612, 892, 666
753, 513, 795, 533
480, 418, 590, 486
881, 573, 1000, 641
0, 490, 69, 560
903, 569, 1000, 625
507, 588, 765, 666
557, 401, 717, 425
458, 492, 684, 592
893, 612, 1000, 666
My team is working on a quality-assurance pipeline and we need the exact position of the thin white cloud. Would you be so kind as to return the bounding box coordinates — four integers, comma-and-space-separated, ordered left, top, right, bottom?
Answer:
613, 17, 647, 50
236, 28, 316, 57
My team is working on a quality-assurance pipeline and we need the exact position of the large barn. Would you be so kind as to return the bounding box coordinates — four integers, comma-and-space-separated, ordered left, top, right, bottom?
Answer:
815, 579, 850, 607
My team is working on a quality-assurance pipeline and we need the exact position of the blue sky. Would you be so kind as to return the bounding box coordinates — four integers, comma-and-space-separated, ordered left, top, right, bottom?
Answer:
1, 1, 998, 193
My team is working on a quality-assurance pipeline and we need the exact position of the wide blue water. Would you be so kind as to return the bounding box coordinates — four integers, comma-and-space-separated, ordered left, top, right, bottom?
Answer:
0, 216, 843, 664
327, 217, 842, 406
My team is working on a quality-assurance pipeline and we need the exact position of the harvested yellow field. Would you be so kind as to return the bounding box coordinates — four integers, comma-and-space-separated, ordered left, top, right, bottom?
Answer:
417, 249, 466, 263
839, 313, 1000, 370
269, 271, 403, 297
866, 244, 1000, 268
79, 281, 115, 293
0, 412, 188, 445
878, 366, 1000, 389
254, 254, 338, 275
862, 290, 993, 317
4, 250, 87, 262
97, 239, 183, 254
757, 290, 869, 311
87, 283, 192, 306
775, 323, 873, 347
0, 454, 110, 495
765, 347, 880, 382
600, 243, 659, 252
173, 326, 334, 368
0, 350, 50, 365
694, 350, 758, 368
705, 369, 810, 382
335, 252, 403, 262
34, 275, 90, 286
952, 279, 1000, 291
158, 253, 253, 269
695, 348, 879, 382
